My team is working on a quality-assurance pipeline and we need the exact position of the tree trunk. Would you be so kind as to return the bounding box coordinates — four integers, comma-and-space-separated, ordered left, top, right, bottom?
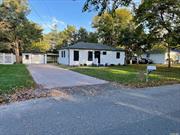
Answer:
14, 41, 21, 64
167, 46, 171, 68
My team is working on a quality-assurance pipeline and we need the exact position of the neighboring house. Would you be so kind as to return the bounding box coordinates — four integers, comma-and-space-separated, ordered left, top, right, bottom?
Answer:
58, 42, 125, 66
142, 49, 180, 64
0, 53, 16, 64
22, 53, 47, 64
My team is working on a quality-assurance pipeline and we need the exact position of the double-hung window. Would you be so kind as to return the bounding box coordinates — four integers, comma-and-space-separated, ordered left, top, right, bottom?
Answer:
61, 51, 66, 58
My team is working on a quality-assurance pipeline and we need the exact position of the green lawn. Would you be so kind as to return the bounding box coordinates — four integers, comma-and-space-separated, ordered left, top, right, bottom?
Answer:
0, 64, 35, 94
59, 64, 180, 88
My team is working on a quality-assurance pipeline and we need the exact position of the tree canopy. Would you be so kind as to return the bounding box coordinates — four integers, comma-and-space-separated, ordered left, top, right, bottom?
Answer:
84, 0, 180, 67
43, 26, 98, 51
28, 40, 50, 53
135, 0, 180, 67
83, 0, 133, 15
0, 0, 43, 63
92, 8, 134, 46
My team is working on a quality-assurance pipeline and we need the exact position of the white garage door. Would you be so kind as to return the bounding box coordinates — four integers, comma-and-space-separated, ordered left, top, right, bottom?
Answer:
23, 54, 46, 64
31, 54, 45, 64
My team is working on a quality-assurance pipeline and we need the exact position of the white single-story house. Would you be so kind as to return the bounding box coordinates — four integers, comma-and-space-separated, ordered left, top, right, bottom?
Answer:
141, 49, 180, 64
58, 42, 125, 66
0, 53, 16, 64
22, 53, 47, 64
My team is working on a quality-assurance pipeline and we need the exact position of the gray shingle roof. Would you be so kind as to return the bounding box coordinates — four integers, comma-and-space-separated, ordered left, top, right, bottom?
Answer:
62, 42, 124, 51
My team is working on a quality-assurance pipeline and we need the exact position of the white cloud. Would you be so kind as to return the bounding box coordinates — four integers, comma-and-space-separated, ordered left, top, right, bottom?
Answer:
41, 17, 66, 33
52, 17, 65, 25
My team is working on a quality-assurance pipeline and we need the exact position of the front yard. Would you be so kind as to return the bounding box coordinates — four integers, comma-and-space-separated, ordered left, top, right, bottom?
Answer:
60, 64, 180, 87
0, 64, 35, 94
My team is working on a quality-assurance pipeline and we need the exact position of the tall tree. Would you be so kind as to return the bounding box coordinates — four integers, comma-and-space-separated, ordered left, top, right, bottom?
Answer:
0, 0, 42, 63
87, 32, 98, 43
92, 12, 114, 45
92, 8, 133, 46
83, 0, 133, 15
28, 40, 50, 53
62, 25, 78, 46
77, 27, 89, 42
135, 0, 180, 68
118, 24, 149, 63
3, 0, 29, 13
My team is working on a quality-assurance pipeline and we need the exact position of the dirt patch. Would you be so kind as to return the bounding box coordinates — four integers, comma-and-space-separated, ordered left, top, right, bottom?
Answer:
0, 89, 48, 105
52, 83, 125, 96
0, 88, 73, 105
0, 83, 125, 105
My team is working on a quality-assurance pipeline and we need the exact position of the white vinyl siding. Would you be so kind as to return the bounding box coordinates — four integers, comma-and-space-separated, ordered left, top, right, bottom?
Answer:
58, 49, 125, 66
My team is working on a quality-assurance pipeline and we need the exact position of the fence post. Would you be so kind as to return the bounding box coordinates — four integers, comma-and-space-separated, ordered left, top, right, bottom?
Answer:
44, 54, 47, 64
11, 53, 13, 64
3, 53, 5, 64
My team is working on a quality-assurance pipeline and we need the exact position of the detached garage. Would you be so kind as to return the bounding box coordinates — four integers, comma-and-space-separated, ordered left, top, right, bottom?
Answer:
22, 53, 47, 64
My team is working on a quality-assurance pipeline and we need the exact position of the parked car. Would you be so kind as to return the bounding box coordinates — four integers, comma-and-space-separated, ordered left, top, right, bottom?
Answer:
131, 56, 138, 64
139, 58, 153, 64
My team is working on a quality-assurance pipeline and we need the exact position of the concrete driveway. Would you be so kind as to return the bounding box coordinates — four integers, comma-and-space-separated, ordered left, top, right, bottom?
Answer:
27, 64, 107, 89
0, 84, 180, 135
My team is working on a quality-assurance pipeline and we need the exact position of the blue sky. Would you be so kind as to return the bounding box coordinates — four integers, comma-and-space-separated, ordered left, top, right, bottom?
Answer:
28, 0, 140, 34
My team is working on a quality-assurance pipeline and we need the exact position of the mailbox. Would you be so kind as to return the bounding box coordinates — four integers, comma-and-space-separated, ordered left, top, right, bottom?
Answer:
147, 66, 156, 72
146, 66, 156, 82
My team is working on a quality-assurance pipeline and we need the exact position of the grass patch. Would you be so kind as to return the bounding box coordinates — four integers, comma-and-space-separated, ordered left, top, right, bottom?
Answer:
0, 64, 35, 94
59, 64, 180, 88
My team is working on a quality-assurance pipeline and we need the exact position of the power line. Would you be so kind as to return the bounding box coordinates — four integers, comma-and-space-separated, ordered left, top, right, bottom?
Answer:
41, 0, 54, 18
29, 2, 45, 23
29, 1, 50, 29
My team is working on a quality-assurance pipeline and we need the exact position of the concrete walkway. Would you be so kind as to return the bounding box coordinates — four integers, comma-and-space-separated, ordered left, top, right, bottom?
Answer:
27, 64, 107, 89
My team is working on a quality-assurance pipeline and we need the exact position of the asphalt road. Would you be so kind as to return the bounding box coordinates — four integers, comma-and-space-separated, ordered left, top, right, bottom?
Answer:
0, 84, 180, 135
27, 64, 107, 89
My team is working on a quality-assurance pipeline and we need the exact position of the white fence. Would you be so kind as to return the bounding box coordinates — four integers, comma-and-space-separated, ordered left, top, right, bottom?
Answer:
0, 53, 16, 64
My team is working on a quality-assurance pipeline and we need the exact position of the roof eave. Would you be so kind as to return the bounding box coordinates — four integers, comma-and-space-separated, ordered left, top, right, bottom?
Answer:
60, 48, 124, 51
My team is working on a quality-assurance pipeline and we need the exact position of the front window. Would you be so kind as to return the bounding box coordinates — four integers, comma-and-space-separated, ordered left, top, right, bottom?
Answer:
25, 55, 29, 60
61, 51, 65, 58
103, 51, 107, 55
88, 51, 93, 61
74, 51, 79, 61
116, 52, 120, 59
61, 51, 63, 57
